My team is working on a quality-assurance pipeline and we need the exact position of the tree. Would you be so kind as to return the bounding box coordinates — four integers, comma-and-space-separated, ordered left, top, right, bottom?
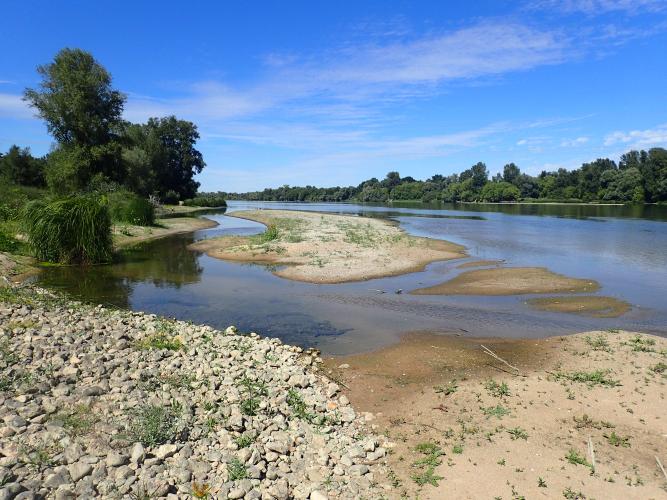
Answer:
480, 181, 520, 202
502, 163, 521, 185
127, 116, 205, 199
23, 48, 127, 192
0, 145, 45, 186
381, 171, 401, 189
24, 48, 125, 147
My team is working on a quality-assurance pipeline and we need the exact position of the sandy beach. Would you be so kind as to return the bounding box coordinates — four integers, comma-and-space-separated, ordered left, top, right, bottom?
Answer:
325, 329, 667, 499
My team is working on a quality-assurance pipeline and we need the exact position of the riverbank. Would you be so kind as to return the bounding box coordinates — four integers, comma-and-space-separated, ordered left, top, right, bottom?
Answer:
189, 210, 466, 283
325, 329, 667, 499
0, 216, 218, 281
113, 216, 218, 248
0, 286, 390, 499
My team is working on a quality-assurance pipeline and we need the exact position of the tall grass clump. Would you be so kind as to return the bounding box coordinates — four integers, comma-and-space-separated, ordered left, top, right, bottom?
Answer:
107, 190, 155, 226
22, 195, 112, 264
183, 192, 227, 207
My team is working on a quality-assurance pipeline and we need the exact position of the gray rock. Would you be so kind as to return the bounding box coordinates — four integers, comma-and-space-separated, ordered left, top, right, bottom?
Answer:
130, 443, 145, 464
68, 461, 93, 482
105, 452, 129, 467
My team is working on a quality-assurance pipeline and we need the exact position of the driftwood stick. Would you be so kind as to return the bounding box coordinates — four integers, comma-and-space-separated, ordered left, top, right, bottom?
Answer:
480, 345, 520, 373
656, 456, 667, 482
588, 437, 596, 472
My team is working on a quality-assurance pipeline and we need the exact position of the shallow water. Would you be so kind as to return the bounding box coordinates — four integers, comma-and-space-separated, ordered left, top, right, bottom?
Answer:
34, 201, 667, 355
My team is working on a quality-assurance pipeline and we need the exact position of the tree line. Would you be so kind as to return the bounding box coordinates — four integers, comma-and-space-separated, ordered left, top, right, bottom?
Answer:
221, 149, 667, 204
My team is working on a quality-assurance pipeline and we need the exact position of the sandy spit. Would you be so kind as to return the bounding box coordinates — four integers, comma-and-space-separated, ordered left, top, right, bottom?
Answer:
189, 210, 467, 284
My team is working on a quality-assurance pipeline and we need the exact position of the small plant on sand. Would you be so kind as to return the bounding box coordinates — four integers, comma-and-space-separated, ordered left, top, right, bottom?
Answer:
650, 362, 667, 374
485, 380, 510, 398
483, 405, 510, 419
584, 335, 611, 352
411, 442, 444, 487
553, 370, 620, 387
19, 441, 61, 469
573, 414, 614, 430
563, 487, 587, 499
251, 224, 279, 244
434, 381, 458, 395
452, 444, 463, 454
604, 431, 630, 447
507, 427, 528, 440
538, 477, 547, 488
227, 458, 248, 480
565, 449, 592, 469
624, 335, 655, 352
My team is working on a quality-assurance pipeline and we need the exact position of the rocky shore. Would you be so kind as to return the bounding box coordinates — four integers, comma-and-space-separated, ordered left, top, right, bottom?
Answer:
0, 286, 390, 499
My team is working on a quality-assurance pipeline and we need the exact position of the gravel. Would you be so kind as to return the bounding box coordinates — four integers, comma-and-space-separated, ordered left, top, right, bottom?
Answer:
0, 286, 391, 499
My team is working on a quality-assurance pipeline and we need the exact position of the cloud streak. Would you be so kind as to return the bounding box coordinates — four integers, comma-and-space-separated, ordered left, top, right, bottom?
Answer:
604, 124, 667, 148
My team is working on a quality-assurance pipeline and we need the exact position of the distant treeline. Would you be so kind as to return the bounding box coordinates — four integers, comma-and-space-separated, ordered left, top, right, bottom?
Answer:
220, 148, 667, 204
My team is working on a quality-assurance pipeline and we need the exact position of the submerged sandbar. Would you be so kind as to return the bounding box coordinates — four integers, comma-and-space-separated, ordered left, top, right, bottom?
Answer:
411, 266, 599, 295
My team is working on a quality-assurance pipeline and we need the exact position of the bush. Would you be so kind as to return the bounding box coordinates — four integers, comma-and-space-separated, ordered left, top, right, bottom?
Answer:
107, 191, 155, 226
183, 192, 227, 207
161, 190, 180, 205
22, 195, 112, 264
0, 230, 21, 253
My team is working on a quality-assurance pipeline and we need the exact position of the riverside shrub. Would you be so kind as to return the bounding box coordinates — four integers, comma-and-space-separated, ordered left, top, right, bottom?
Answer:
183, 193, 227, 207
107, 191, 155, 226
22, 195, 112, 264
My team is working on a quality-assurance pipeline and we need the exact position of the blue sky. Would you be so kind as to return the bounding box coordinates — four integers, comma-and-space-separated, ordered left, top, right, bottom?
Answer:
1, 0, 667, 191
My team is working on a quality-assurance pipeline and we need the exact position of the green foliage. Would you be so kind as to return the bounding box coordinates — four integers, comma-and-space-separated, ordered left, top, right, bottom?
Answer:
127, 403, 180, 446
107, 190, 155, 226
480, 181, 520, 202
0, 230, 21, 253
411, 441, 444, 487
23, 48, 125, 147
604, 431, 630, 447
227, 458, 248, 480
22, 195, 112, 264
0, 145, 45, 187
565, 449, 592, 469
483, 405, 510, 418
135, 333, 183, 351
183, 192, 227, 207
507, 427, 528, 440
485, 380, 510, 397
553, 370, 620, 387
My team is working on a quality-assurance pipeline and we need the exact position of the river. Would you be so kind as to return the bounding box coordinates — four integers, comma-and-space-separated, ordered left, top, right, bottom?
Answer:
34, 201, 667, 355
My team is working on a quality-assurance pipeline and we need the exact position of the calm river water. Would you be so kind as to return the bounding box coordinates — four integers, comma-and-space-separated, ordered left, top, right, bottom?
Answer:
34, 201, 667, 355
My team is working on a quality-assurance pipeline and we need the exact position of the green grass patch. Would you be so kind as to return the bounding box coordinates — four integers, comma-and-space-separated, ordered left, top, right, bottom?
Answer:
135, 333, 183, 351
565, 449, 592, 469
22, 195, 112, 264
126, 403, 181, 446
483, 405, 510, 419
411, 441, 444, 487
227, 458, 248, 480
485, 379, 510, 397
553, 370, 620, 387
604, 431, 630, 447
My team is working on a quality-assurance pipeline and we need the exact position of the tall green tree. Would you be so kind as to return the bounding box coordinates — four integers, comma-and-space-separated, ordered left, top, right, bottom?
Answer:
23, 48, 126, 192
0, 145, 45, 186
126, 116, 205, 199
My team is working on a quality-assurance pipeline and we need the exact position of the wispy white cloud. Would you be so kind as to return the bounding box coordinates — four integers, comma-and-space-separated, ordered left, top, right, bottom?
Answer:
560, 136, 590, 147
0, 93, 33, 119
604, 124, 667, 148
531, 0, 666, 15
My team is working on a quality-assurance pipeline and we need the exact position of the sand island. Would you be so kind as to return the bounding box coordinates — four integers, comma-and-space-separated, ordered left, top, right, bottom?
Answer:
189, 209, 467, 283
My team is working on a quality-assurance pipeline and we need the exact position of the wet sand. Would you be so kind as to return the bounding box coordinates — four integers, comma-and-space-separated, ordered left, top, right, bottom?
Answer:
456, 259, 504, 269
189, 210, 466, 283
325, 330, 667, 499
412, 266, 599, 296
528, 295, 631, 318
